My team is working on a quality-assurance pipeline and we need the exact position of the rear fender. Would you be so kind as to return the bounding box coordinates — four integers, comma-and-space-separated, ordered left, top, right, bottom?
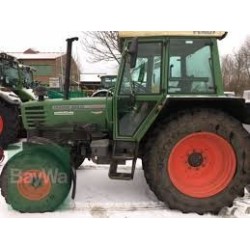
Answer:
156, 96, 250, 124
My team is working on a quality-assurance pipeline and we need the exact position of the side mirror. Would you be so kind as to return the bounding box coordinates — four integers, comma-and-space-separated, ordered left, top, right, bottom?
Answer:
128, 38, 138, 69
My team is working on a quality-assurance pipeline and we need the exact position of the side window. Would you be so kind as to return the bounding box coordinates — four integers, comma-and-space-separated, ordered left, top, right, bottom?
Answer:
120, 42, 162, 95
168, 39, 215, 94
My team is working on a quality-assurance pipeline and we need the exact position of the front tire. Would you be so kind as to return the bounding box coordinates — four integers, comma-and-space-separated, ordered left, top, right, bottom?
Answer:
0, 102, 19, 148
1, 145, 72, 213
142, 109, 250, 214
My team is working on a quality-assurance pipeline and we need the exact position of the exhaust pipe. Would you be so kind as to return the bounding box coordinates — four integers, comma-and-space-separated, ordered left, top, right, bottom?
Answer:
64, 37, 79, 100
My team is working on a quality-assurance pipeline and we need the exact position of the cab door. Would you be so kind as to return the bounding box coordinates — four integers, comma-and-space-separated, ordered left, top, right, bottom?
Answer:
113, 39, 166, 141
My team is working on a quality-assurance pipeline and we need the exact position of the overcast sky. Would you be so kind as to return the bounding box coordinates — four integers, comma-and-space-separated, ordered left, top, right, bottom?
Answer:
0, 0, 247, 93
0, 30, 249, 75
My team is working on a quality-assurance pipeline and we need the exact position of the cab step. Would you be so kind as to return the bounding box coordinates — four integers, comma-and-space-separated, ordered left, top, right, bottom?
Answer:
108, 141, 139, 180
108, 158, 137, 180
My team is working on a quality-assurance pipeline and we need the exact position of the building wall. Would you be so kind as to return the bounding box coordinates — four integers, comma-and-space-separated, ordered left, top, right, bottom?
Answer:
56, 55, 80, 84
23, 59, 55, 83
20, 56, 80, 86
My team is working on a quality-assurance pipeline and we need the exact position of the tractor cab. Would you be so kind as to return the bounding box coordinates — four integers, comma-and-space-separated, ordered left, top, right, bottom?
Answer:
100, 75, 117, 89
113, 31, 227, 140
0, 53, 20, 87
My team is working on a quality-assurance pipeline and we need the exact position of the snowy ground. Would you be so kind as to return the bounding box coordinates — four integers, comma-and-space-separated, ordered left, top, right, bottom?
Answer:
0, 150, 214, 218
2, 127, 250, 218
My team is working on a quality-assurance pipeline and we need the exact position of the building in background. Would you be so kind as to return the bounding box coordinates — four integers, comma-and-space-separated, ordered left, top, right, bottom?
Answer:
80, 73, 102, 95
9, 48, 80, 87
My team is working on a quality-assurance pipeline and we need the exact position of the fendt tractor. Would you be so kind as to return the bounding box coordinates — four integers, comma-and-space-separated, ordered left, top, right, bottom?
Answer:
2, 31, 250, 215
0, 53, 36, 147
91, 75, 117, 97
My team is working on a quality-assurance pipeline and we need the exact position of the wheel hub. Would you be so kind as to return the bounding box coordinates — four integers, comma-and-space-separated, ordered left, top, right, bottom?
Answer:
31, 177, 43, 189
17, 170, 52, 201
168, 132, 236, 198
188, 152, 203, 168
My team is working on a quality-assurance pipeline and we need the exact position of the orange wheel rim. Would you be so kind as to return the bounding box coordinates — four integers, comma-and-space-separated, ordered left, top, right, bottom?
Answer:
168, 132, 236, 198
0, 116, 4, 134
17, 170, 52, 201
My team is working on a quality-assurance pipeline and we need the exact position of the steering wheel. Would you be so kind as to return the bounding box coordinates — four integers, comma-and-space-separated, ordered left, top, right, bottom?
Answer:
132, 81, 147, 93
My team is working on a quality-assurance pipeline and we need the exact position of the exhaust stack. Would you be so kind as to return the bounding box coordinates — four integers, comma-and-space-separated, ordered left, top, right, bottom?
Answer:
64, 37, 79, 100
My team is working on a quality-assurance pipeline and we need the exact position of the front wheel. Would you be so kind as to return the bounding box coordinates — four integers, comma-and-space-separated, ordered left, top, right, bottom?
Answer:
0, 145, 72, 213
142, 109, 250, 214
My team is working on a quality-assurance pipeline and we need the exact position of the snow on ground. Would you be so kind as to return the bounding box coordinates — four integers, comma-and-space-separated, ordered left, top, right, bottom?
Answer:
0, 142, 214, 218
1, 138, 250, 218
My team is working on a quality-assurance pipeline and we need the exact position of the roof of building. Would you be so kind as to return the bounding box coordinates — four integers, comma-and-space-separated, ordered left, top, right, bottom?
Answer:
119, 31, 227, 39
8, 52, 64, 60
80, 73, 102, 82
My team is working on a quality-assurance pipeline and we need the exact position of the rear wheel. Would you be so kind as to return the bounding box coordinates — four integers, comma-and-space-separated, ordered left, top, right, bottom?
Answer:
0, 145, 72, 213
0, 102, 19, 148
142, 109, 250, 214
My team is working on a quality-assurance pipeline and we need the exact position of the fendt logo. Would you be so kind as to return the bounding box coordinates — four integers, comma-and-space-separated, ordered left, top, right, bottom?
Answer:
193, 31, 216, 35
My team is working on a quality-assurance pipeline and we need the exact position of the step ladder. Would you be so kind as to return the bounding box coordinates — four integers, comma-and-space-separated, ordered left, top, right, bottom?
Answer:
109, 141, 139, 180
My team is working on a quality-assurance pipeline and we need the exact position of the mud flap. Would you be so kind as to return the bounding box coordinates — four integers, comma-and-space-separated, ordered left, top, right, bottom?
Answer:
71, 166, 77, 199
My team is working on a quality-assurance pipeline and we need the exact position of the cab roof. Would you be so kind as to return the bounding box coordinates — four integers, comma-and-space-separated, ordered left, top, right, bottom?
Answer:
119, 31, 227, 39
0, 52, 17, 62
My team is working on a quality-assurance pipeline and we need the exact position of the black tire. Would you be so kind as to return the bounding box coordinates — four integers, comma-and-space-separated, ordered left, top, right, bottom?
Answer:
72, 155, 85, 170
0, 102, 19, 148
70, 145, 86, 170
0, 164, 10, 204
142, 109, 250, 215
2, 145, 72, 213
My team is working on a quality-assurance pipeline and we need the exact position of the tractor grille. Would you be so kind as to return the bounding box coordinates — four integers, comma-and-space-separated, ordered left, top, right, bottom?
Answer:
24, 106, 46, 128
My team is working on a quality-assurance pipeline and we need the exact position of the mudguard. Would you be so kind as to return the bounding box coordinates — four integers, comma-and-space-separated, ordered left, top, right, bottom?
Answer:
0, 89, 21, 105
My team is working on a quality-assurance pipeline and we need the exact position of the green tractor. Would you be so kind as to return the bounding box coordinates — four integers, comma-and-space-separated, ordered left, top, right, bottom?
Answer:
2, 32, 250, 215
0, 53, 37, 147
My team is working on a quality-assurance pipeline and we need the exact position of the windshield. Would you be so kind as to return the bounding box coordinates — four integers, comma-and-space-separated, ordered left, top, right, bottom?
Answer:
4, 62, 19, 85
